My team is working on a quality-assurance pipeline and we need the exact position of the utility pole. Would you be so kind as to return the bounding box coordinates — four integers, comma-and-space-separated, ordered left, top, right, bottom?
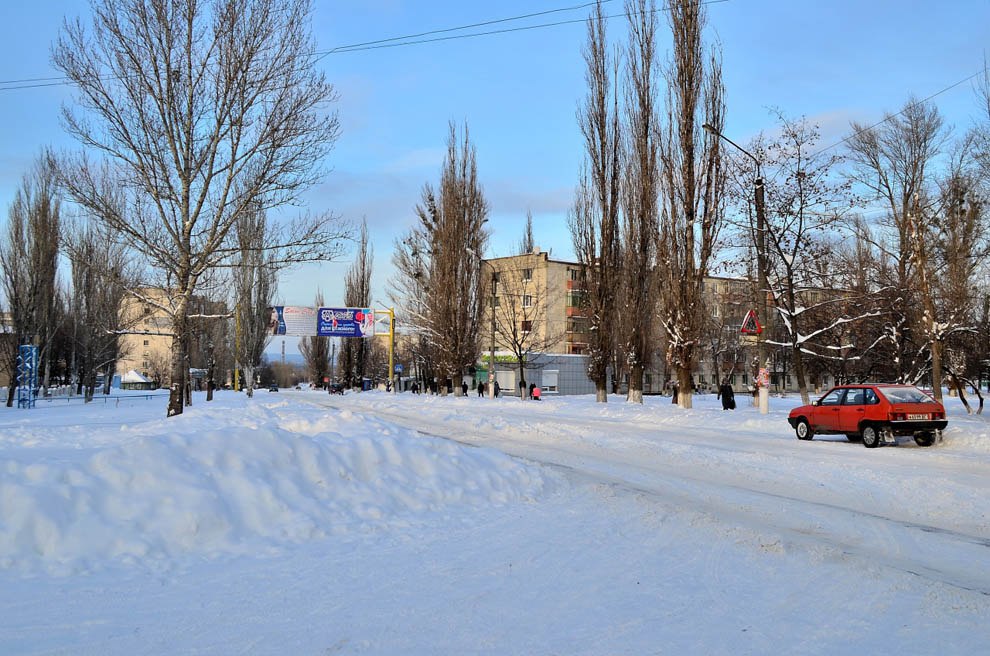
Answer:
489, 264, 496, 399
703, 122, 770, 414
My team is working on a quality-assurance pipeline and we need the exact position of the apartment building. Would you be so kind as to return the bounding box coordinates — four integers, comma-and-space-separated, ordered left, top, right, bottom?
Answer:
115, 288, 174, 383
481, 253, 836, 396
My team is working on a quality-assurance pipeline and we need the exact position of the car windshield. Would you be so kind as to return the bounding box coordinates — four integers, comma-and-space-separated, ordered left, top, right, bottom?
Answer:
878, 386, 934, 403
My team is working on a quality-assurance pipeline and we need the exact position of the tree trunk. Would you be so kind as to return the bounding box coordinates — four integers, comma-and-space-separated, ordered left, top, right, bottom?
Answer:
930, 338, 943, 402
677, 365, 693, 409
167, 297, 189, 417
628, 363, 644, 403
792, 342, 810, 405
244, 364, 255, 398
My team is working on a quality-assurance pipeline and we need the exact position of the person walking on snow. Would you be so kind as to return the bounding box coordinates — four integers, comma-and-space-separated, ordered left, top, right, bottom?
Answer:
718, 379, 735, 410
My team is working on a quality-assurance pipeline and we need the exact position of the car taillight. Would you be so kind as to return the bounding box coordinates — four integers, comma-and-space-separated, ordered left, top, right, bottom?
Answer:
889, 412, 906, 421
933, 411, 944, 419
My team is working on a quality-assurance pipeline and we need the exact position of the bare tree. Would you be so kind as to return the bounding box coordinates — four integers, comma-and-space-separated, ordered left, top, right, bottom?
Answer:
396, 122, 489, 396
52, 0, 348, 417
655, 0, 726, 409
736, 115, 864, 404
518, 210, 536, 255
570, 0, 622, 403
619, 0, 661, 403
488, 260, 565, 397
0, 156, 62, 406
65, 221, 134, 402
845, 98, 947, 394
342, 219, 373, 388
299, 290, 330, 387
233, 207, 276, 398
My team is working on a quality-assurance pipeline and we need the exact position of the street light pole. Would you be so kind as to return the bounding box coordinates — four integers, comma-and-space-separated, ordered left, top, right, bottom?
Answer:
489, 263, 496, 399
703, 122, 769, 415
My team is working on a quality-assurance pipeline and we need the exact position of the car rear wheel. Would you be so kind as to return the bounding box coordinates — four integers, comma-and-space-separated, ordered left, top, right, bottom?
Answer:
914, 431, 936, 447
795, 418, 813, 441
861, 424, 881, 448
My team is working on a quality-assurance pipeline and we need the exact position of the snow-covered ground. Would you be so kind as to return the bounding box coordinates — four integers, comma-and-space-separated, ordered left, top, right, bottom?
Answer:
1, 388, 988, 654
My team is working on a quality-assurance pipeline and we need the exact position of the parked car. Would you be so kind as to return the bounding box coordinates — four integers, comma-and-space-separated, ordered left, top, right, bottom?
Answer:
328, 382, 344, 395
787, 384, 947, 448
268, 383, 278, 392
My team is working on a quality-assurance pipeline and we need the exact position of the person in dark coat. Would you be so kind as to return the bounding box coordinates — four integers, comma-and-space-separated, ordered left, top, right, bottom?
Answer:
477, 382, 485, 397
718, 380, 735, 410
494, 381, 500, 398
528, 383, 536, 399
462, 381, 468, 396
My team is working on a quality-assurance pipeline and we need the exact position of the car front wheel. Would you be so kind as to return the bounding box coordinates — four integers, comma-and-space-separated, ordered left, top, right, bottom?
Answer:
795, 418, 813, 441
862, 424, 881, 449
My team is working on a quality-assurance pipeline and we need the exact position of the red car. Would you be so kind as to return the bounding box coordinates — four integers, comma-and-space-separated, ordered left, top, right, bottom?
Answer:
787, 384, 947, 448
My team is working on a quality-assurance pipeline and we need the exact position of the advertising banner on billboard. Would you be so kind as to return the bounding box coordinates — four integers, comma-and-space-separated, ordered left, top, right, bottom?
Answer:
268, 306, 318, 336
317, 307, 375, 338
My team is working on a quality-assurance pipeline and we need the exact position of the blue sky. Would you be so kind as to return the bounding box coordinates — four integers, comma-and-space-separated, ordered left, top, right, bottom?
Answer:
1, 0, 988, 316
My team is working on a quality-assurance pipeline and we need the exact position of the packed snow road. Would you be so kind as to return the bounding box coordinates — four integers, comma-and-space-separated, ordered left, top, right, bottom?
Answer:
314, 391, 990, 597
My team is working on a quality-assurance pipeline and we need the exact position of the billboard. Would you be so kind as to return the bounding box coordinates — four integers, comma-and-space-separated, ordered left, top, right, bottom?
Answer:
269, 306, 318, 336
317, 307, 375, 338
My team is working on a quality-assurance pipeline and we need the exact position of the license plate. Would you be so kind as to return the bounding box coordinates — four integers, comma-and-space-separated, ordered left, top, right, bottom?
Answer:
907, 413, 929, 420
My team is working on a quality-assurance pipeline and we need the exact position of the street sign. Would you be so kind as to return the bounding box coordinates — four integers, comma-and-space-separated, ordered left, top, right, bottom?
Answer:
394, 364, 403, 374
740, 309, 762, 335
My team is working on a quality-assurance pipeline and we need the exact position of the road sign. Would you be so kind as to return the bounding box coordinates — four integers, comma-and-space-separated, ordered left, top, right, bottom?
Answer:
740, 309, 762, 335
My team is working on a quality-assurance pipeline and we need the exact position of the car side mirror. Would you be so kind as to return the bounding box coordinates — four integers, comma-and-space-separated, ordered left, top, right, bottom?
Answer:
811, 400, 819, 406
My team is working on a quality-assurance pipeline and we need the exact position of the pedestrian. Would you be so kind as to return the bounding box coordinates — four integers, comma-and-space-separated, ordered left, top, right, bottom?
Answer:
478, 382, 485, 397
494, 381, 500, 398
532, 385, 541, 401
672, 383, 679, 404
528, 383, 536, 400
462, 381, 468, 397
718, 379, 735, 410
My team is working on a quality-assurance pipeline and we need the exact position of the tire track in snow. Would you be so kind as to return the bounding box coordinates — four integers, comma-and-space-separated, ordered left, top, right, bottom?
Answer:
310, 396, 990, 596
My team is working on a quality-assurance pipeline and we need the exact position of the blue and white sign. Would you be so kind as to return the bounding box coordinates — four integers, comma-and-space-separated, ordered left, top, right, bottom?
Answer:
317, 307, 375, 338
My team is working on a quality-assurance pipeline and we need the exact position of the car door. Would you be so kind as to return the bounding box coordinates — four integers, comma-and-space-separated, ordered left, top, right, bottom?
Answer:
838, 387, 867, 434
813, 388, 846, 433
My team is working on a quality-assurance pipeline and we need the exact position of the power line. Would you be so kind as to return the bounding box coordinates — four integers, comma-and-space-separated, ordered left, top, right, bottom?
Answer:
322, 0, 729, 55
811, 70, 985, 157
0, 0, 618, 90
0, 0, 731, 90
322, 0, 616, 54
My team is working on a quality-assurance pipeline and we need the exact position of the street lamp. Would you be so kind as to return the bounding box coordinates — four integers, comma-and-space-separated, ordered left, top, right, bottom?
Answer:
466, 247, 497, 400
702, 122, 769, 415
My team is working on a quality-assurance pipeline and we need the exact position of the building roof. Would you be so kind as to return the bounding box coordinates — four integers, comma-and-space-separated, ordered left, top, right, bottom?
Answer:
121, 369, 151, 383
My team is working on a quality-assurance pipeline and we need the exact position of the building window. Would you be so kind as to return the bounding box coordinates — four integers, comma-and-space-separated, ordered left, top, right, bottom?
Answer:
522, 268, 532, 281
521, 320, 532, 333
569, 268, 580, 281
566, 290, 586, 307
522, 295, 532, 308
143, 339, 150, 346
543, 370, 559, 392
493, 296, 500, 307
142, 360, 149, 369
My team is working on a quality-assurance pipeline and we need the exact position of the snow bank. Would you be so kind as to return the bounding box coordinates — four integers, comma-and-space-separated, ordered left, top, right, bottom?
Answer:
0, 397, 556, 575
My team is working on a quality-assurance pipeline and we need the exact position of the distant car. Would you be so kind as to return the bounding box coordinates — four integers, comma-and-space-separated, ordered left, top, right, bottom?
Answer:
268, 383, 278, 392
328, 382, 344, 395
787, 384, 947, 448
